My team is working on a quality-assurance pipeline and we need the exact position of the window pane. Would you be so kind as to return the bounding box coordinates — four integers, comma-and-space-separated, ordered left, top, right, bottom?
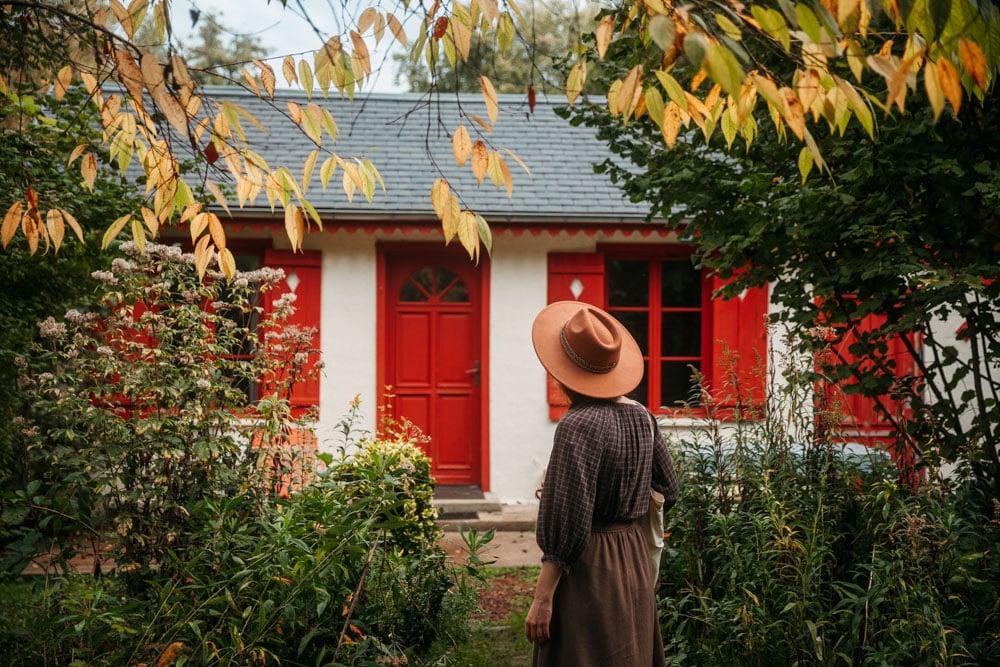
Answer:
608, 259, 649, 307
612, 310, 648, 352
661, 361, 701, 407
440, 277, 469, 302
661, 312, 701, 357
400, 281, 429, 302
627, 360, 649, 405
661, 260, 700, 307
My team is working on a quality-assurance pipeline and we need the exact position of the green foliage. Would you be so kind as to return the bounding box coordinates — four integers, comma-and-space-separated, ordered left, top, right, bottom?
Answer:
1, 241, 320, 583
396, 0, 600, 94
564, 60, 1000, 493
1, 405, 491, 666
657, 351, 1000, 665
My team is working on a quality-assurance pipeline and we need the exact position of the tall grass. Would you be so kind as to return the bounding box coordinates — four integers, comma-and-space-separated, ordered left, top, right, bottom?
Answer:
657, 338, 1000, 666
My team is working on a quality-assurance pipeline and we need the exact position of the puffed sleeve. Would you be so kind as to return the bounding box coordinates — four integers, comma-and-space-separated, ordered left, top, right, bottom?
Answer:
535, 409, 607, 570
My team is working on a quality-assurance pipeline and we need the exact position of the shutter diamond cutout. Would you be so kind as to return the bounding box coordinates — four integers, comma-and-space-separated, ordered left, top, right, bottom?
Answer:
570, 277, 584, 299
285, 269, 300, 293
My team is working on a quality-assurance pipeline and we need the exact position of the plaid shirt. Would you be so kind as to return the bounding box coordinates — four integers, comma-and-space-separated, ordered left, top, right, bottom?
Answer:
536, 398, 679, 570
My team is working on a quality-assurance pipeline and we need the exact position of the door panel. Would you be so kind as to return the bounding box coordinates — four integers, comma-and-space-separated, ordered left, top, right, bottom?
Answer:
383, 248, 484, 485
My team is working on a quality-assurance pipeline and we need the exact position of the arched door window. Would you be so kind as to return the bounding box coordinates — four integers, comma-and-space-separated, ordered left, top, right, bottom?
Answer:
399, 267, 469, 303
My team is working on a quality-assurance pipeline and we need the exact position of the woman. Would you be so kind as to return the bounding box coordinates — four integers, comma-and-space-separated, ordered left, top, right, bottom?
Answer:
525, 301, 679, 666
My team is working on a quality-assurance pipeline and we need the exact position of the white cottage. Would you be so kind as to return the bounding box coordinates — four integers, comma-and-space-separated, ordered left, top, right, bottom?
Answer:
191, 88, 903, 505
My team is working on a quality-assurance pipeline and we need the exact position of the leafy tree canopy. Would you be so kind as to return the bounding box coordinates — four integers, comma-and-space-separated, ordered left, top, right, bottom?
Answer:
0, 0, 997, 265
567, 38, 1000, 490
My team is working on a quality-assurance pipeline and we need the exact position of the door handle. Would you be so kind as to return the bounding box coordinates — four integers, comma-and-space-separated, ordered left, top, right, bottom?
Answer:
465, 360, 480, 386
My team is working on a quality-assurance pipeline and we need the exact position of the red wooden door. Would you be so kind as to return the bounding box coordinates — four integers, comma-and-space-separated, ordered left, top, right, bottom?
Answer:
383, 249, 483, 485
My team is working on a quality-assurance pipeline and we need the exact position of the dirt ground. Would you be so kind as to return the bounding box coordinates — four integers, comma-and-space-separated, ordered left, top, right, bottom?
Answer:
472, 569, 536, 624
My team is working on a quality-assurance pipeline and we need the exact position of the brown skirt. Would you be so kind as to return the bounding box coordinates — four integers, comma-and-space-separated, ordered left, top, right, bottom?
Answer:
533, 520, 665, 667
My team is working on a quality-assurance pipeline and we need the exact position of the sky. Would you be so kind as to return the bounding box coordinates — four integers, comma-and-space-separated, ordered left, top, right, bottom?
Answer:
170, 0, 409, 93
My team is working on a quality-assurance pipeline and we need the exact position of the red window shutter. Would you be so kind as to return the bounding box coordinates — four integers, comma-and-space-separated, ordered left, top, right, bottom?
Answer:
264, 249, 322, 416
708, 274, 768, 410
546, 252, 605, 420
824, 312, 917, 447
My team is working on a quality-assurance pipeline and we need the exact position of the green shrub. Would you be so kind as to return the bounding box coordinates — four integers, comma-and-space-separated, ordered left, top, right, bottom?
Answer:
657, 349, 1000, 666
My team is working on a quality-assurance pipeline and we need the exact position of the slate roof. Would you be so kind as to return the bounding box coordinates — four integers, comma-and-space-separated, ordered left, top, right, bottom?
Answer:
201, 86, 651, 224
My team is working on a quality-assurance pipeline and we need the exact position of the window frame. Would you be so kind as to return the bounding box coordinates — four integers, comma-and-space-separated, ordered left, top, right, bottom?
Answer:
599, 243, 714, 414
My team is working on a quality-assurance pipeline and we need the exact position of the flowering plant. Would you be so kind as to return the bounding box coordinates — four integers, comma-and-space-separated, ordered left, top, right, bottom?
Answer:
3, 242, 321, 580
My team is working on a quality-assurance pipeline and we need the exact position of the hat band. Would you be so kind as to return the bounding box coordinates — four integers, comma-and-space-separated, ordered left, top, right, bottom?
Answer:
560, 325, 618, 374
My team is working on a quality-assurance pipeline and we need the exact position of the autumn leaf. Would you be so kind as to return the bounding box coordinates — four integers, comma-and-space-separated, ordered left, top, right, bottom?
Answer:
194, 234, 213, 281
433, 16, 449, 40
102, 213, 131, 250
2, 201, 23, 248
60, 209, 84, 243
481, 76, 498, 127
924, 60, 945, 122
566, 60, 586, 106
596, 15, 614, 60
648, 15, 676, 53
350, 30, 371, 75
471, 140, 488, 184
936, 58, 962, 115
387, 13, 408, 46
81, 152, 98, 189
282, 56, 298, 86
959, 39, 987, 90
54, 65, 73, 102
140, 206, 159, 236
431, 178, 450, 218
452, 125, 472, 165
218, 247, 237, 281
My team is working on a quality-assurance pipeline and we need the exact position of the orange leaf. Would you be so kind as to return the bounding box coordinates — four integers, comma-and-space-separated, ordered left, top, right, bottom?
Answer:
256, 60, 276, 99
433, 16, 449, 40
471, 141, 488, 184
81, 153, 98, 189
936, 58, 962, 115
349, 30, 371, 75
282, 56, 298, 86
387, 13, 408, 46
959, 39, 986, 90
60, 209, 84, 243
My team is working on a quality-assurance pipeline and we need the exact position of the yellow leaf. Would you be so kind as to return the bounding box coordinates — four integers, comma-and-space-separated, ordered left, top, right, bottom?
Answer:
2, 201, 23, 248
497, 153, 513, 197
320, 156, 338, 189
782, 87, 806, 140
171, 54, 192, 87
299, 59, 314, 98
302, 149, 319, 193
194, 234, 213, 281
451, 13, 472, 63
190, 211, 209, 244
481, 76, 498, 127
218, 247, 237, 280
67, 144, 88, 167
45, 209, 65, 253
475, 212, 493, 256
205, 181, 232, 217
452, 125, 472, 165
179, 203, 202, 224
617, 65, 643, 118
936, 58, 962, 115
60, 209, 84, 243
242, 66, 261, 97
457, 210, 478, 261
256, 60, 276, 99
287, 100, 303, 126
566, 60, 586, 106
469, 114, 492, 133
102, 213, 131, 250
442, 196, 461, 244
649, 15, 676, 53
81, 153, 98, 190
431, 178, 450, 218
502, 148, 531, 175
471, 140, 488, 184
923, 61, 945, 122
797, 146, 813, 183
663, 102, 682, 148
387, 13, 408, 46
959, 39, 987, 91
486, 151, 504, 188
140, 206, 159, 236
131, 217, 146, 254
796, 68, 821, 115
342, 166, 358, 202
283, 56, 298, 86
284, 204, 302, 250
596, 15, 614, 60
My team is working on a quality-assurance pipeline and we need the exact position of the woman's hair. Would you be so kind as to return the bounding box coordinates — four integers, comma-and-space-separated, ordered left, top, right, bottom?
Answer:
558, 382, 617, 406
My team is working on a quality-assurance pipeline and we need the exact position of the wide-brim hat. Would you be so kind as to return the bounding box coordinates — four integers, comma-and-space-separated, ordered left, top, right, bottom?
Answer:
531, 301, 644, 399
